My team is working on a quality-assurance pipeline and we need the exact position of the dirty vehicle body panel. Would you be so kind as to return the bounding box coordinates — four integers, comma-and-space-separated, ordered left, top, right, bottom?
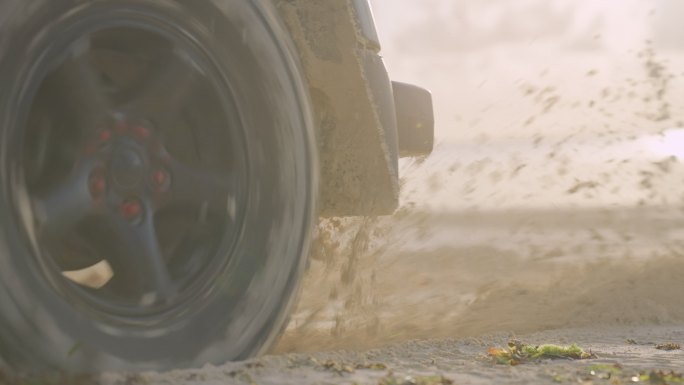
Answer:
0, 0, 432, 375
275, 0, 433, 216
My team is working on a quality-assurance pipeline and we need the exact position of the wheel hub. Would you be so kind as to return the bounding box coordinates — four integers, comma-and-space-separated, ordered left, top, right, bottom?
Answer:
111, 147, 145, 189
85, 120, 158, 214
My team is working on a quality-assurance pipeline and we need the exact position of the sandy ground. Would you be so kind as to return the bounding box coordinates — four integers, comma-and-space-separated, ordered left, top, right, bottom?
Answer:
101, 325, 684, 384
276, 205, 684, 348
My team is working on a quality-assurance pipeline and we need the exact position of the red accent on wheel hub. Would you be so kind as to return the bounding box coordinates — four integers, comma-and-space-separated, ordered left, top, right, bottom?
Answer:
89, 176, 106, 197
120, 198, 142, 220
153, 170, 168, 185
133, 125, 150, 140
99, 129, 112, 142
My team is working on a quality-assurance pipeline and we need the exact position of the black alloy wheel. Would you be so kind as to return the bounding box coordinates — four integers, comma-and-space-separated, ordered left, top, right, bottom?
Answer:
0, 0, 317, 373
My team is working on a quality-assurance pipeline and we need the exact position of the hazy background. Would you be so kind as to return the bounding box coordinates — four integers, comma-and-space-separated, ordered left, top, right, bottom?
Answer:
369, 0, 684, 210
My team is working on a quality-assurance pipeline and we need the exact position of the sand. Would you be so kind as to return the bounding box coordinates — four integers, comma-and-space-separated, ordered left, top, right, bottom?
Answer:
101, 325, 684, 384
275, 206, 684, 354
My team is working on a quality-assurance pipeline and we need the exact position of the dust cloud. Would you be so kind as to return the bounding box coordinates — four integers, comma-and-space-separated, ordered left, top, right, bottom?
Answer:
275, 0, 684, 354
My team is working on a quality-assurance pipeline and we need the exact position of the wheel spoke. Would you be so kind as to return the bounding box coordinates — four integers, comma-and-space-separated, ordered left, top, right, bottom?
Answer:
109, 204, 175, 303
159, 159, 235, 213
32, 159, 98, 239
122, 49, 196, 115
50, 39, 113, 132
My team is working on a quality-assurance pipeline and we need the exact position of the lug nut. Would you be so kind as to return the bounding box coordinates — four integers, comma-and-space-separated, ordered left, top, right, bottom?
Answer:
120, 198, 143, 221
99, 129, 112, 142
91, 179, 106, 194
152, 169, 171, 191
89, 171, 106, 198
133, 125, 151, 140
